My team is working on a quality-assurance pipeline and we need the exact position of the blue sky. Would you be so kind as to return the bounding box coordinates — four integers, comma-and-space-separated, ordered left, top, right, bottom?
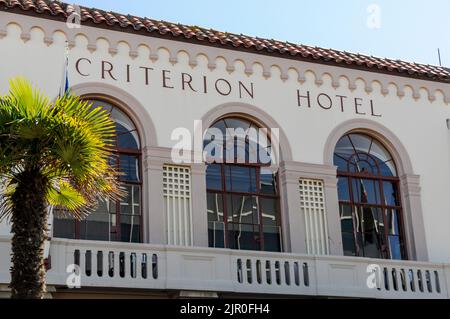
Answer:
73, 0, 450, 66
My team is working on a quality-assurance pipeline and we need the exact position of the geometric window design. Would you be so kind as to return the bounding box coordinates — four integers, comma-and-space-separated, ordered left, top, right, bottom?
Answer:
299, 179, 329, 255
163, 165, 193, 246
334, 132, 406, 260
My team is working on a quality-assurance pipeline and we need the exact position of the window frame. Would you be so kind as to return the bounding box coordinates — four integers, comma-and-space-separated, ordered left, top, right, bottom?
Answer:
55, 97, 144, 243
205, 116, 283, 252
335, 133, 408, 260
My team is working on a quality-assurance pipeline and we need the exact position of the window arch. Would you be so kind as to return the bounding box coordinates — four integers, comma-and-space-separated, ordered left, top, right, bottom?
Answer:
204, 117, 282, 252
334, 132, 406, 260
53, 99, 143, 243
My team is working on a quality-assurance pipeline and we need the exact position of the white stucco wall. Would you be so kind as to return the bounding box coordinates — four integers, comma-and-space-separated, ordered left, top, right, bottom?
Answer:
1, 12, 450, 262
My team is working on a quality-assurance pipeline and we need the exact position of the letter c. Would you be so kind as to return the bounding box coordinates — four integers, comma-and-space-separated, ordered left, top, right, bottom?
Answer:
75, 58, 91, 77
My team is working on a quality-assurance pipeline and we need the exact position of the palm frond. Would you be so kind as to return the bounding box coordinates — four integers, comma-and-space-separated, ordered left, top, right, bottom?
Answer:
0, 76, 122, 221
47, 181, 90, 220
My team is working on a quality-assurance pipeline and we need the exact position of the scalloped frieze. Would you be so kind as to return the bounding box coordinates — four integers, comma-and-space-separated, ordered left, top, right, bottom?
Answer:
1, 12, 450, 104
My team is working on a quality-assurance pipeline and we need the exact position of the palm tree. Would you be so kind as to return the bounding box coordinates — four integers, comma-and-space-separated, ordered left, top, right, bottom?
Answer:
0, 77, 121, 299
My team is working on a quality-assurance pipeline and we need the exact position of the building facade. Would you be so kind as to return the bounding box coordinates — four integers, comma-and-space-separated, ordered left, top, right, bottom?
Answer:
1, 0, 450, 298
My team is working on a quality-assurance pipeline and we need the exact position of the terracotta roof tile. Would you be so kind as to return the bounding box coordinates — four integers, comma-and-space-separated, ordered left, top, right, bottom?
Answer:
1, 0, 449, 83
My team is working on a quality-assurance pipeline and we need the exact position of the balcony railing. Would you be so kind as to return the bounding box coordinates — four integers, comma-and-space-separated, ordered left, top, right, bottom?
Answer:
0, 236, 449, 298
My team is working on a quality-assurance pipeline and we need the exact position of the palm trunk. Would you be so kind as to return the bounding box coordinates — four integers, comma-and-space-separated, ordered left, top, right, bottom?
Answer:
10, 168, 48, 299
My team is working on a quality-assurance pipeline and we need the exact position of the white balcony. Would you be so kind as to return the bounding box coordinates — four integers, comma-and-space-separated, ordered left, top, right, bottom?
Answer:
0, 235, 449, 299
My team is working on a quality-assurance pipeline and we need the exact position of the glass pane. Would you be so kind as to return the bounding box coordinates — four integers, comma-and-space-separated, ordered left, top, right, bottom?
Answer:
339, 203, 353, 233
260, 168, 277, 195
80, 213, 110, 241
225, 166, 256, 193
228, 223, 260, 251
385, 209, 400, 235
120, 215, 140, 243
133, 185, 141, 206
337, 177, 350, 201
357, 206, 383, 235
224, 118, 251, 131
120, 185, 140, 216
362, 230, 383, 259
206, 164, 222, 190
263, 225, 281, 252
383, 181, 399, 206
53, 216, 76, 239
119, 155, 140, 182
260, 197, 278, 227
116, 129, 140, 150
370, 139, 394, 168
227, 195, 259, 225
335, 135, 354, 158
342, 232, 356, 256
357, 207, 384, 258
207, 192, 224, 222
354, 158, 376, 174
111, 106, 137, 133
389, 236, 402, 260
208, 221, 225, 248
121, 185, 132, 208
232, 131, 247, 163
352, 179, 380, 205
379, 160, 396, 176
334, 153, 348, 172
79, 200, 111, 241
348, 133, 372, 153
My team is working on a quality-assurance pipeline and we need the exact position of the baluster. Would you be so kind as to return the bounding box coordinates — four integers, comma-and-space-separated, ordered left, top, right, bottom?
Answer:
256, 260, 262, 284
416, 269, 423, 292
114, 251, 120, 279
434, 271, 441, 294
264, 260, 271, 285
246, 259, 253, 284
79, 249, 86, 278
96, 251, 104, 277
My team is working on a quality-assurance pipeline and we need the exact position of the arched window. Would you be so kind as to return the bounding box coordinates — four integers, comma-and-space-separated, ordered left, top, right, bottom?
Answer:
53, 99, 142, 243
204, 117, 282, 252
334, 133, 406, 260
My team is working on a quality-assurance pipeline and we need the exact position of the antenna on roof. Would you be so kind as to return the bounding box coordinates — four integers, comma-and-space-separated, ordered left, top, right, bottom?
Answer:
438, 48, 442, 66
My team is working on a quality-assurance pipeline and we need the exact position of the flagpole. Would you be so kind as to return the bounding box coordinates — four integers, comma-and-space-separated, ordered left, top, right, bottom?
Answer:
44, 41, 70, 269
59, 41, 70, 98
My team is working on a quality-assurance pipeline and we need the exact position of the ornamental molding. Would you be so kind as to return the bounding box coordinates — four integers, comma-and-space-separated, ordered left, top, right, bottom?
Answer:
1, 11, 450, 104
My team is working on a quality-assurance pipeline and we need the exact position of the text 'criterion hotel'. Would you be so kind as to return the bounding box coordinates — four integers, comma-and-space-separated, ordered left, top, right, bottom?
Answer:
1, 0, 450, 299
